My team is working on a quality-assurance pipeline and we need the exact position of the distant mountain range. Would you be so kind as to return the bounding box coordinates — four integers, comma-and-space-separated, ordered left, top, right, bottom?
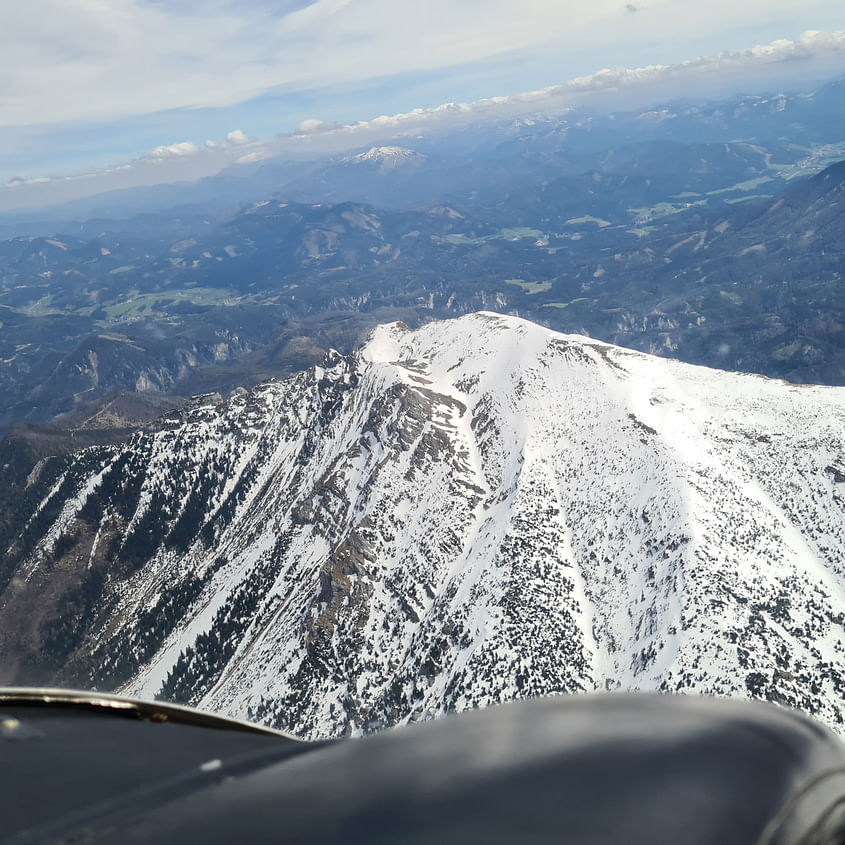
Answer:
5, 75, 845, 233
1, 314, 843, 738
0, 75, 844, 439
1, 156, 844, 438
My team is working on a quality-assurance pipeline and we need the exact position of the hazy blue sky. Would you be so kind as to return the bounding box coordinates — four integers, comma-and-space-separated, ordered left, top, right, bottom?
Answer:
2, 1, 844, 210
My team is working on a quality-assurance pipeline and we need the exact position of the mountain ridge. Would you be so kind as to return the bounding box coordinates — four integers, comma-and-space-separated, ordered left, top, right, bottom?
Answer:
1, 312, 843, 738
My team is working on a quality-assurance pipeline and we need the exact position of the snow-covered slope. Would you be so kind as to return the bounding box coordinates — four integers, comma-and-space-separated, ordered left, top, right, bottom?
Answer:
2, 312, 844, 738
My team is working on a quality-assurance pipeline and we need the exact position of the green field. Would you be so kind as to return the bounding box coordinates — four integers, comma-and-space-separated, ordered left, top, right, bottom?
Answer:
500, 227, 546, 240
629, 200, 706, 223
505, 279, 552, 294
565, 215, 611, 228
99, 287, 241, 321
443, 227, 547, 247
443, 233, 490, 246
707, 176, 774, 196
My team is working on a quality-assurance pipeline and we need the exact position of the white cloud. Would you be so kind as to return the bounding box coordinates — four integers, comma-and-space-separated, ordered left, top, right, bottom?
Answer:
3, 167, 105, 192
278, 0, 353, 33
2, 127, 257, 191
225, 129, 251, 146
4, 175, 51, 188
3, 0, 840, 129
294, 119, 340, 135
141, 140, 202, 161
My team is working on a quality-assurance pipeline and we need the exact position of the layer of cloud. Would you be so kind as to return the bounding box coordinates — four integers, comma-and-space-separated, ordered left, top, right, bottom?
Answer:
142, 128, 255, 160
284, 29, 845, 143
2, 128, 260, 192
3, 0, 840, 130
0, 0, 626, 127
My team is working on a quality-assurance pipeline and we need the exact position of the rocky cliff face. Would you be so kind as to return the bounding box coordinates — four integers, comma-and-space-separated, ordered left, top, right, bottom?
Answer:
2, 312, 844, 738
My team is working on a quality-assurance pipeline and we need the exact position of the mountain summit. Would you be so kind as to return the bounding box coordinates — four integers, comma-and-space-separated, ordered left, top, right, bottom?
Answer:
348, 145, 426, 170
1, 313, 843, 738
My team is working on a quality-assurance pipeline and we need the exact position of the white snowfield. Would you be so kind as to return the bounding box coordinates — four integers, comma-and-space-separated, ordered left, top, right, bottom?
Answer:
21, 313, 845, 738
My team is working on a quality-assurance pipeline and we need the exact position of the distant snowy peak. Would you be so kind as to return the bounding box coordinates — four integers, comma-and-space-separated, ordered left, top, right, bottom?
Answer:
349, 146, 426, 171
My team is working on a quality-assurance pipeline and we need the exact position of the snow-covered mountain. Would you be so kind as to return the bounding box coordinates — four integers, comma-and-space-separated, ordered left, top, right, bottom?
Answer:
348, 146, 426, 171
2, 313, 844, 738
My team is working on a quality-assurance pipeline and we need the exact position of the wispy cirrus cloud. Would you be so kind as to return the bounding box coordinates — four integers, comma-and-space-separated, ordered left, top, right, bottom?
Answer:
0, 0, 613, 128
5, 0, 841, 131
